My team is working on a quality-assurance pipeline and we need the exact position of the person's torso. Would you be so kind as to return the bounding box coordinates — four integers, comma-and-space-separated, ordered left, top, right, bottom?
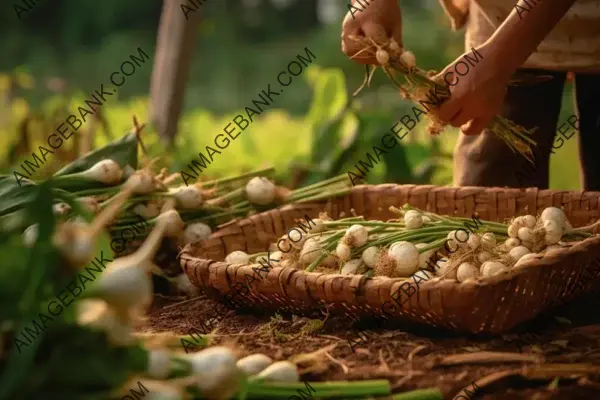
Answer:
467, 0, 600, 72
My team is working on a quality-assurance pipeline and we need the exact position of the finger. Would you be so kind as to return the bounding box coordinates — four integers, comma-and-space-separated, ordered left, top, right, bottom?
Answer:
361, 21, 389, 45
435, 98, 461, 123
460, 115, 493, 136
449, 108, 471, 128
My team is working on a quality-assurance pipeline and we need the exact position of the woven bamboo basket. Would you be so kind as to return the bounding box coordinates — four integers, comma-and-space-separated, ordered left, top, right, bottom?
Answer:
179, 184, 600, 334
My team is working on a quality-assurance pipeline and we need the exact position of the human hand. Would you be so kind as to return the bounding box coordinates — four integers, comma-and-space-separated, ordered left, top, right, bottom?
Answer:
430, 44, 512, 136
341, 0, 403, 65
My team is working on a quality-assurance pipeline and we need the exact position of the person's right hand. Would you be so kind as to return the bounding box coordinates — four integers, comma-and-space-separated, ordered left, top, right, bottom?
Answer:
341, 0, 404, 65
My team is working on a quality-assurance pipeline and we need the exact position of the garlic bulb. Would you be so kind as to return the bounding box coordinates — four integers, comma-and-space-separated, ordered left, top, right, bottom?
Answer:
456, 262, 479, 282
504, 238, 521, 251
517, 227, 533, 243
336, 242, 352, 262
434, 258, 454, 279
173, 185, 203, 209
237, 354, 273, 376
540, 207, 568, 229
388, 241, 419, 277
341, 259, 365, 275
83, 159, 123, 184
255, 361, 299, 382
422, 215, 432, 223
509, 245, 531, 261
400, 50, 416, 68
376, 49, 390, 65
543, 219, 562, 245
404, 210, 423, 230
287, 230, 307, 250
23, 224, 38, 247
225, 251, 250, 264
269, 251, 283, 267
362, 246, 381, 268
467, 234, 481, 250
507, 223, 520, 239
147, 349, 172, 379
182, 222, 212, 244
522, 215, 537, 229
345, 225, 369, 247
158, 209, 185, 238
246, 177, 276, 205
311, 218, 326, 233
477, 251, 493, 263
299, 239, 322, 265
173, 273, 200, 297
78, 196, 99, 214
481, 233, 496, 250
52, 202, 71, 217
415, 243, 435, 269
133, 202, 161, 219
481, 261, 507, 277
127, 169, 156, 194
187, 346, 241, 400
92, 264, 153, 314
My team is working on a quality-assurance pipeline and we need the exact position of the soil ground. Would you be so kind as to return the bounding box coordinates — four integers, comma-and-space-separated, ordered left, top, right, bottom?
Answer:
143, 283, 600, 400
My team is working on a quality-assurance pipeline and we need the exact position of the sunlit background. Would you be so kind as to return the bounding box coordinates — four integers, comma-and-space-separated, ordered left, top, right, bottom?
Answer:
0, 0, 580, 190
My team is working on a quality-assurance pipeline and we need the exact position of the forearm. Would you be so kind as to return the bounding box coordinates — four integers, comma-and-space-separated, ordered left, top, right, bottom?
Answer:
486, 0, 577, 79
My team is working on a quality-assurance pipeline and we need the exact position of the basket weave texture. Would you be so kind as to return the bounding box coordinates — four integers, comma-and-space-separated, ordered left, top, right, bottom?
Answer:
179, 184, 600, 334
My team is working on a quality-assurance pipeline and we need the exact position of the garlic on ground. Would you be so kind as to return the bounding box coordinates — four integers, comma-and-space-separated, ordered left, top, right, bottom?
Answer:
225, 251, 250, 264
376, 49, 390, 65
52, 202, 71, 217
344, 225, 369, 247
362, 246, 380, 268
481, 233, 496, 250
400, 50, 416, 68
172, 273, 200, 297
434, 258, 454, 279
182, 222, 212, 245
456, 262, 480, 282
509, 245, 531, 261
77, 300, 134, 346
126, 169, 156, 194
415, 243, 435, 269
477, 251, 493, 264
237, 354, 273, 376
133, 202, 162, 219
522, 215, 537, 229
515, 252, 540, 267
517, 227, 534, 243
147, 349, 172, 379
467, 234, 481, 250
336, 242, 352, 262
389, 241, 419, 277
543, 219, 563, 245
187, 346, 241, 400
540, 206, 569, 229
246, 177, 276, 205
83, 159, 123, 185
299, 239, 322, 265
404, 210, 423, 230
23, 224, 38, 247
341, 259, 365, 275
255, 361, 299, 382
172, 185, 203, 209
158, 209, 185, 238
481, 261, 507, 277
504, 238, 521, 251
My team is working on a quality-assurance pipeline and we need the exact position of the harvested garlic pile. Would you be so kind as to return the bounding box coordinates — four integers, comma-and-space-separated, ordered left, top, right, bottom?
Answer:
223, 205, 596, 285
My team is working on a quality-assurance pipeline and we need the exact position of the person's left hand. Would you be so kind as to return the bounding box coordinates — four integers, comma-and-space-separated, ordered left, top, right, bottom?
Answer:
430, 43, 512, 135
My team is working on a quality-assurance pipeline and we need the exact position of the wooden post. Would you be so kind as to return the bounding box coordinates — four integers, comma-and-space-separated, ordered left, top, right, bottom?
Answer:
149, 0, 202, 145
